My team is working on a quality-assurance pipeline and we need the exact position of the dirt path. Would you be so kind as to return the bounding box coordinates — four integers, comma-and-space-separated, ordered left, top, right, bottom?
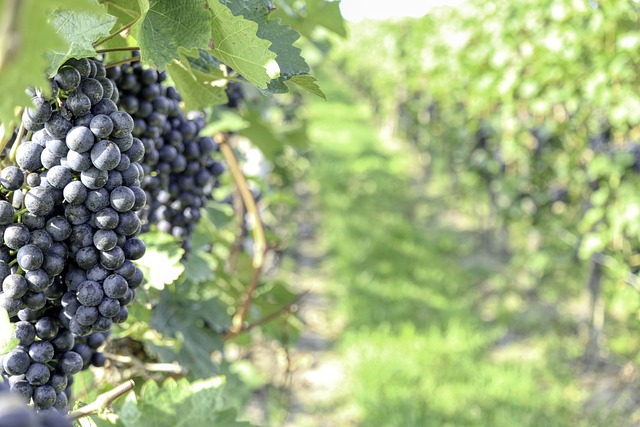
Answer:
281, 183, 354, 427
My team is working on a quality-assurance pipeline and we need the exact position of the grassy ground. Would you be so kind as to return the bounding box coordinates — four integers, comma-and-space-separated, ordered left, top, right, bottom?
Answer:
297, 69, 625, 426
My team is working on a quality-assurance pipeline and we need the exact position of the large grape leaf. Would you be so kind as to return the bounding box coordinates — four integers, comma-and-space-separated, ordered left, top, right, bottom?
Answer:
0, 308, 17, 355
46, 9, 117, 74
166, 51, 228, 110
92, 378, 251, 427
221, 0, 324, 97
134, 0, 212, 69
0, 0, 102, 125
207, 0, 275, 89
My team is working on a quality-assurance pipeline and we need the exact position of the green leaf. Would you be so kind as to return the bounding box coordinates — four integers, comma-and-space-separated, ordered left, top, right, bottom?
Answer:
219, 0, 274, 20
186, 48, 224, 72
150, 290, 230, 378
257, 18, 308, 76
0, 308, 18, 355
99, 0, 148, 32
136, 231, 185, 290
207, 0, 276, 88
110, 377, 252, 427
202, 110, 250, 134
221, 0, 323, 96
46, 8, 117, 74
134, 0, 212, 69
0, 0, 102, 125
182, 251, 217, 284
239, 109, 284, 161
285, 74, 325, 99
305, 0, 346, 38
166, 51, 228, 110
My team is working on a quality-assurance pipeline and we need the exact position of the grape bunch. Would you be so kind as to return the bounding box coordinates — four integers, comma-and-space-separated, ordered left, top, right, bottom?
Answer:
107, 60, 224, 255
0, 56, 145, 411
0, 376, 72, 427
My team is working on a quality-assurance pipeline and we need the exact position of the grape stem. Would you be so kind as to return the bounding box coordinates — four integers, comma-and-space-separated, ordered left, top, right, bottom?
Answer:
228, 189, 245, 272
95, 46, 141, 54
13, 207, 28, 220
216, 133, 267, 334
93, 18, 139, 48
224, 290, 308, 341
105, 57, 141, 69
67, 380, 135, 420
102, 353, 186, 375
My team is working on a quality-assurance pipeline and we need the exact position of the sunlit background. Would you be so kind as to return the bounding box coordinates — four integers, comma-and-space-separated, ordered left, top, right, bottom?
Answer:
340, 0, 439, 20
267, 0, 640, 426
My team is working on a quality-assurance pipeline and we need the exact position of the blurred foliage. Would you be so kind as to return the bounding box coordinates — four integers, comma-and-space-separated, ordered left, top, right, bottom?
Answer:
330, 0, 640, 359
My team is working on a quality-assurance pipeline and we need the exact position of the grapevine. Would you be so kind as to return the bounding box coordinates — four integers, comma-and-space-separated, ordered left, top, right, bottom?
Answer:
0, 0, 337, 424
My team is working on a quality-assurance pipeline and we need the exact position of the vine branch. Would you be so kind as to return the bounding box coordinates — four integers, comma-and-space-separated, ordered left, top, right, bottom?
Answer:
216, 133, 267, 334
228, 189, 246, 272
68, 380, 135, 420
105, 57, 140, 69
93, 18, 139, 48
223, 290, 307, 341
103, 353, 186, 375
96, 46, 140, 54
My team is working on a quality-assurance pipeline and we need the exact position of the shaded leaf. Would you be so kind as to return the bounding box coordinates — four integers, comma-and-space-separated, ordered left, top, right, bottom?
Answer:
150, 289, 230, 378
166, 51, 228, 110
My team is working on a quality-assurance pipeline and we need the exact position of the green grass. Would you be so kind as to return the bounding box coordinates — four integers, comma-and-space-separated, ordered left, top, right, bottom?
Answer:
302, 70, 620, 426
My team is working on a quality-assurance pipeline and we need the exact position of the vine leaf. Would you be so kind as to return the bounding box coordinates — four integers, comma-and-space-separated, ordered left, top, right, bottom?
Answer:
99, 0, 149, 30
283, 74, 325, 99
92, 378, 250, 427
150, 291, 230, 379
207, 0, 275, 89
166, 50, 228, 110
0, 308, 17, 355
0, 0, 102, 125
221, 0, 325, 97
134, 0, 212, 69
46, 9, 117, 74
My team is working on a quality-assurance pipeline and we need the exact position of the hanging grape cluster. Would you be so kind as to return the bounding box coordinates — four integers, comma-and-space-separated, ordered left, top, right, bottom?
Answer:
107, 59, 225, 256
0, 57, 145, 413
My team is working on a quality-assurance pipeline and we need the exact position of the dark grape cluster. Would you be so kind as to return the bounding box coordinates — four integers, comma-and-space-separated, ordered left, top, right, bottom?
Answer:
0, 57, 144, 412
108, 60, 224, 255
0, 376, 72, 427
